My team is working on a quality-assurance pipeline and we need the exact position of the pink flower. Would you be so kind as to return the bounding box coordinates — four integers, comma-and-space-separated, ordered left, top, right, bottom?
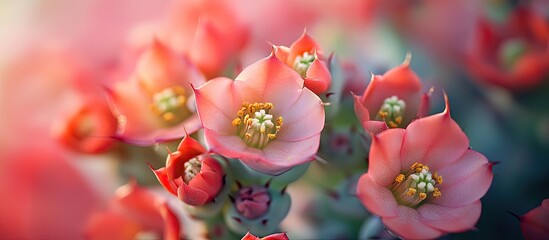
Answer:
157, 0, 248, 78
193, 51, 325, 175
466, 8, 549, 91
108, 39, 205, 145
353, 56, 430, 135
520, 199, 549, 240
86, 181, 181, 240
274, 31, 332, 95
53, 96, 118, 153
356, 95, 494, 239
149, 133, 225, 206
242, 231, 289, 240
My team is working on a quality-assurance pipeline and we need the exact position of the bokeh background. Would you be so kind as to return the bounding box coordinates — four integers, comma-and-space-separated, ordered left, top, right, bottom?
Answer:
0, 0, 548, 239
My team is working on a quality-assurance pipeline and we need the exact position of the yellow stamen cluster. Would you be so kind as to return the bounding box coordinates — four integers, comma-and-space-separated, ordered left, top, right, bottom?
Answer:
376, 96, 406, 128
232, 102, 283, 149
391, 162, 443, 208
151, 86, 188, 122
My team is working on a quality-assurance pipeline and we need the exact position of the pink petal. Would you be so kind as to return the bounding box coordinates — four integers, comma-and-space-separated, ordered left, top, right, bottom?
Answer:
382, 206, 443, 239
431, 159, 493, 208
521, 199, 549, 240
400, 111, 469, 172
85, 212, 140, 240
261, 135, 320, 171
368, 129, 405, 186
275, 89, 324, 142
194, 77, 242, 135
419, 201, 481, 232
436, 150, 489, 187
189, 171, 223, 199
286, 32, 322, 65
148, 165, 178, 196
274, 45, 290, 63
353, 93, 371, 124
304, 58, 331, 94
189, 17, 228, 78
235, 55, 304, 113
356, 174, 399, 217
360, 64, 421, 124
204, 128, 319, 175
177, 182, 209, 206
156, 202, 182, 240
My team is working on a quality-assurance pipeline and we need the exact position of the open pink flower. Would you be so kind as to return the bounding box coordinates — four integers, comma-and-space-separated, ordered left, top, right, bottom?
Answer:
356, 95, 494, 239
86, 181, 180, 240
466, 8, 549, 91
274, 32, 332, 95
194, 51, 325, 175
242, 231, 289, 240
149, 133, 225, 206
108, 39, 205, 145
353, 56, 430, 135
520, 199, 549, 240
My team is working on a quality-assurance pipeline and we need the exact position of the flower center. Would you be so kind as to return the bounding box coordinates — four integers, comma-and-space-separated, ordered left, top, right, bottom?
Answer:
498, 38, 527, 69
151, 86, 188, 122
183, 157, 202, 184
391, 162, 443, 208
376, 96, 406, 128
293, 51, 316, 77
232, 102, 283, 149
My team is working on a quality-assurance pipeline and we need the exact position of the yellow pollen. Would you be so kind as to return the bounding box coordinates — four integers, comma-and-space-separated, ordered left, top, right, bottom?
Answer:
163, 112, 175, 121
419, 192, 427, 201
234, 101, 281, 149
434, 172, 443, 184
232, 118, 242, 126
395, 174, 405, 184
388, 121, 398, 128
378, 111, 388, 119
407, 188, 417, 196
433, 188, 442, 198
395, 116, 403, 124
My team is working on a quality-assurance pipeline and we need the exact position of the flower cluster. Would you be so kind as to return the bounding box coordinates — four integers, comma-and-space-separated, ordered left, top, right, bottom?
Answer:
7, 1, 548, 240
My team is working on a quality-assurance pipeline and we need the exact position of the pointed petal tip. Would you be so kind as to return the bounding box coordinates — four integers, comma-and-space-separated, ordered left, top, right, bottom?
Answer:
403, 51, 412, 66
442, 90, 451, 116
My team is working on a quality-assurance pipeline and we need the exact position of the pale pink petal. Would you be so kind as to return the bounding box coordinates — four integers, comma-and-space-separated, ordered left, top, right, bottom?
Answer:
194, 77, 241, 134
382, 206, 443, 239
261, 135, 320, 169
304, 58, 331, 94
275, 89, 324, 142
431, 161, 493, 208
419, 201, 481, 232
521, 199, 549, 240
368, 129, 405, 186
436, 150, 489, 186
189, 17, 228, 78
356, 174, 399, 217
235, 55, 304, 113
400, 111, 469, 172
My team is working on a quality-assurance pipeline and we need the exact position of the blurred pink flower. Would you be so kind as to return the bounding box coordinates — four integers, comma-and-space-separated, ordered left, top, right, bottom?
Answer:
242, 231, 289, 240
0, 145, 101, 239
108, 39, 205, 145
466, 8, 549, 91
520, 199, 549, 240
274, 32, 332, 94
356, 95, 494, 239
156, 0, 248, 78
194, 52, 325, 175
53, 96, 118, 154
353, 57, 429, 135
86, 180, 180, 240
150, 134, 225, 206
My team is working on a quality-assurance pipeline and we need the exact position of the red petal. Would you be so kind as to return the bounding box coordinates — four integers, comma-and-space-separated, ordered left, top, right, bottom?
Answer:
177, 183, 209, 206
